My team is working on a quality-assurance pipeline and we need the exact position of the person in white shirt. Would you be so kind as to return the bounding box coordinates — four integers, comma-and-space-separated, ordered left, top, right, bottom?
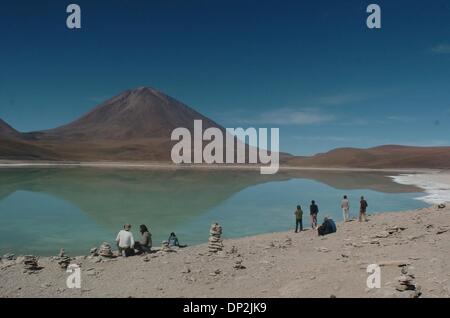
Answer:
116, 224, 135, 257
341, 195, 350, 222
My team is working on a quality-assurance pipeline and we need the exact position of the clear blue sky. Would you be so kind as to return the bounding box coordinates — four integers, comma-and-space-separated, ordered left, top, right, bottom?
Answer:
1, 0, 449, 155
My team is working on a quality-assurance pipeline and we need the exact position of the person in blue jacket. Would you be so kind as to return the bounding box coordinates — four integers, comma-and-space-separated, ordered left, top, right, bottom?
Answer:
318, 217, 337, 236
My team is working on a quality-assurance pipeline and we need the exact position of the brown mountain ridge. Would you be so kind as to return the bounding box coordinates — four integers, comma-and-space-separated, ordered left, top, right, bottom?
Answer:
1, 87, 450, 168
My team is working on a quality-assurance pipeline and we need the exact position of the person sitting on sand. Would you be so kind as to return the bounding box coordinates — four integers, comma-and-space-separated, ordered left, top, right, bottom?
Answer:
359, 196, 368, 222
134, 224, 152, 254
294, 205, 303, 233
310, 200, 319, 229
341, 195, 350, 222
115, 224, 135, 257
318, 217, 337, 236
168, 232, 180, 247
168, 232, 187, 248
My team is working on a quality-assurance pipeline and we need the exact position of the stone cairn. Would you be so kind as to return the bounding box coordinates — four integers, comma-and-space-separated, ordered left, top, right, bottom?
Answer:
98, 242, 113, 258
208, 223, 224, 253
395, 266, 421, 298
23, 255, 41, 272
57, 249, 71, 269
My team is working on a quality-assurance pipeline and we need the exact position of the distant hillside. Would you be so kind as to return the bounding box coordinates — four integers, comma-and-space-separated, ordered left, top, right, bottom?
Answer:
284, 145, 450, 169
0, 138, 60, 160
0, 119, 22, 140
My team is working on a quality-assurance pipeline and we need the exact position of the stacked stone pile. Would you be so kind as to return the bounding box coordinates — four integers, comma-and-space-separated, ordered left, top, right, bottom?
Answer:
23, 255, 41, 272
57, 249, 71, 269
395, 266, 421, 298
98, 242, 113, 257
208, 223, 223, 253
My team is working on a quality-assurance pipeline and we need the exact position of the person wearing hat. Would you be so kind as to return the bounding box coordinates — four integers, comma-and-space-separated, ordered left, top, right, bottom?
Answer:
115, 224, 135, 257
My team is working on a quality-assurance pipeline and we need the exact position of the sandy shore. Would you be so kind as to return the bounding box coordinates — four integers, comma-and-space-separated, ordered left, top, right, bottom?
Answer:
1, 203, 450, 298
1, 171, 449, 298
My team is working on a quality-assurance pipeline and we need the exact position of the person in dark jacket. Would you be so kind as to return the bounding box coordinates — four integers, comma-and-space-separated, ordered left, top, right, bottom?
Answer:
318, 217, 337, 236
359, 196, 368, 222
310, 200, 319, 229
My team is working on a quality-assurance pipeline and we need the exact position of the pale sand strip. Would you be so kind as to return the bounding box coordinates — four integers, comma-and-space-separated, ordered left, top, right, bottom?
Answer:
0, 160, 438, 173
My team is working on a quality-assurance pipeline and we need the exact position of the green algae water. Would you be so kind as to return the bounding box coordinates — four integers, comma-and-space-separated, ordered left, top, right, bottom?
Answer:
0, 167, 427, 256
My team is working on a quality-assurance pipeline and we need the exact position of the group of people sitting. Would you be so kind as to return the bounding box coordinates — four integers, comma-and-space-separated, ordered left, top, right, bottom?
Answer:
294, 195, 369, 236
115, 224, 183, 257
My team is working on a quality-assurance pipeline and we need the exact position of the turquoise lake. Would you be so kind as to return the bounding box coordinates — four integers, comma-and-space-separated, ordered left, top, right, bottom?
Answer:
0, 167, 428, 256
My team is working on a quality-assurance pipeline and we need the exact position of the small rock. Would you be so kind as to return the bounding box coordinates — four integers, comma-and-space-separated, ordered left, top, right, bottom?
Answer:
375, 231, 390, 238
229, 246, 238, 254
315, 247, 329, 253
90, 257, 102, 263
436, 227, 449, 235
2, 253, 16, 261
90, 247, 98, 256
233, 260, 246, 270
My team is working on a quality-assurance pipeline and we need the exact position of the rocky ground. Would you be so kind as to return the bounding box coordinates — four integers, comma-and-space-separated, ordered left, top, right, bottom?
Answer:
1, 204, 450, 298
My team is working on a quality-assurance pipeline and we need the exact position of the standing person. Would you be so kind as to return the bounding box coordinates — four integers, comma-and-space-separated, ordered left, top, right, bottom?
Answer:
310, 200, 319, 229
359, 196, 368, 222
341, 195, 350, 222
115, 224, 135, 257
294, 205, 303, 233
135, 224, 152, 254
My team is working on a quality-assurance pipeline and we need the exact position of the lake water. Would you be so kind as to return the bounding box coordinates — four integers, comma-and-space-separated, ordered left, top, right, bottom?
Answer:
0, 167, 428, 256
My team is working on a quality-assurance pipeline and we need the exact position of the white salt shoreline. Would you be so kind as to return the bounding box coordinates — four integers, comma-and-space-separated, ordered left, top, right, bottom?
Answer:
0, 161, 437, 174
390, 171, 450, 205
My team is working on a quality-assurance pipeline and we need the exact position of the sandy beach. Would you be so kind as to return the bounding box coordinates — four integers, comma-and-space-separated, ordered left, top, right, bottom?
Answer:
1, 171, 450, 298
